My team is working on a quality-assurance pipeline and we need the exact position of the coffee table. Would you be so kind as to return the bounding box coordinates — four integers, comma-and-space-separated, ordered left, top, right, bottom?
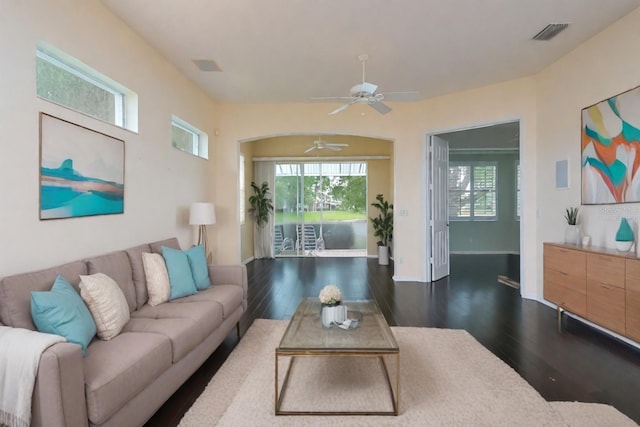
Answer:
275, 298, 399, 415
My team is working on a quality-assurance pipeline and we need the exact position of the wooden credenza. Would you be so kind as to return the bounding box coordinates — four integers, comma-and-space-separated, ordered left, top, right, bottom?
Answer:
544, 242, 640, 342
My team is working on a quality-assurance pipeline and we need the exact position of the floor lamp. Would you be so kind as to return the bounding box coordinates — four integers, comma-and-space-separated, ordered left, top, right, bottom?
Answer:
189, 202, 216, 263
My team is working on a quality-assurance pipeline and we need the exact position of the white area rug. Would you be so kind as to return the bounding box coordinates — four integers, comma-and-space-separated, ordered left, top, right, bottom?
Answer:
179, 319, 636, 426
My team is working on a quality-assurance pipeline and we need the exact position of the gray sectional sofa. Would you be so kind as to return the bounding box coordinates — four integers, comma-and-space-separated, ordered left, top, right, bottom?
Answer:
0, 237, 247, 427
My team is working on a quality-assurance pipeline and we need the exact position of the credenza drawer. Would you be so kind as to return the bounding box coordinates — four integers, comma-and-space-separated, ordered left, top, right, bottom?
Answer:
626, 290, 640, 342
544, 282, 586, 317
587, 253, 625, 289
544, 245, 586, 277
544, 268, 586, 294
587, 280, 625, 335
625, 258, 640, 293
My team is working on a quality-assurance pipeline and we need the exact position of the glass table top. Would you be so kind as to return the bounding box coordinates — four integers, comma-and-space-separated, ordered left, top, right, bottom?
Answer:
277, 299, 398, 352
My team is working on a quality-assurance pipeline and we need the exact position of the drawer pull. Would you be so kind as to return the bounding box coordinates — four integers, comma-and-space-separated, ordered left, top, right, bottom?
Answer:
600, 284, 611, 290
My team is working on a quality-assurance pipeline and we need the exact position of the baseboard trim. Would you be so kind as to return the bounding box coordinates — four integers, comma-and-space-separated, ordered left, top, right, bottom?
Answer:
242, 256, 255, 265
392, 275, 424, 282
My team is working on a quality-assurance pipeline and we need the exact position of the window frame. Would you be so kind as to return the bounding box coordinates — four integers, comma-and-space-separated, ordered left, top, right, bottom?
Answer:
171, 116, 208, 159
516, 161, 521, 221
36, 42, 137, 131
448, 161, 498, 221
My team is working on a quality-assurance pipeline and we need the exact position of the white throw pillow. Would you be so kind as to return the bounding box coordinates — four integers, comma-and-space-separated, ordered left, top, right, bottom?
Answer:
79, 273, 130, 340
142, 252, 171, 306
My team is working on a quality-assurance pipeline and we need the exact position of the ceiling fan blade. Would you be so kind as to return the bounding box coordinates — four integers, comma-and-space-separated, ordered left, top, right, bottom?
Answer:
329, 100, 357, 115
304, 146, 318, 153
311, 96, 354, 102
369, 101, 392, 115
327, 143, 349, 147
381, 91, 421, 102
326, 146, 342, 151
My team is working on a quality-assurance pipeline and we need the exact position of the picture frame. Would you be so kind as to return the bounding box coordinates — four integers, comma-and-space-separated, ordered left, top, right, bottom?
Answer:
39, 113, 125, 219
581, 84, 640, 204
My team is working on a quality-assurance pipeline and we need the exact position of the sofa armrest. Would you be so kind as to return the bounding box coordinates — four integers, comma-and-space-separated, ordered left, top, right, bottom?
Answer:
32, 342, 88, 427
208, 264, 247, 300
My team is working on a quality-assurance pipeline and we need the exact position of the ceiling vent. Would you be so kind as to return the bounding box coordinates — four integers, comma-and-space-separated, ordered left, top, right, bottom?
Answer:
193, 59, 222, 72
532, 23, 569, 41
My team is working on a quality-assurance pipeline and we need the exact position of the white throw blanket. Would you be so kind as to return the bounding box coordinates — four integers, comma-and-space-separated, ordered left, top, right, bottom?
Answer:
0, 327, 65, 427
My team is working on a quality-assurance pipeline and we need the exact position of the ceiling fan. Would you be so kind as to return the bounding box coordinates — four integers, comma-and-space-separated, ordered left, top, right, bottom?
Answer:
304, 138, 348, 153
312, 54, 420, 115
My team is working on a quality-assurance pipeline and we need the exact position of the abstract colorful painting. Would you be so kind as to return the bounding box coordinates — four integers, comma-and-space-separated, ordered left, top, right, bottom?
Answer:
40, 113, 124, 219
582, 85, 640, 204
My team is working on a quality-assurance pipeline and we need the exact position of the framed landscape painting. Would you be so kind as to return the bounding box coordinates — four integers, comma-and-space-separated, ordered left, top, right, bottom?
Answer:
582, 85, 640, 204
39, 113, 124, 219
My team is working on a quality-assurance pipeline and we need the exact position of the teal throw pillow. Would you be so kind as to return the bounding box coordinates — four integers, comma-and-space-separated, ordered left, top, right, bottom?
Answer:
187, 245, 210, 290
31, 275, 97, 355
162, 246, 198, 300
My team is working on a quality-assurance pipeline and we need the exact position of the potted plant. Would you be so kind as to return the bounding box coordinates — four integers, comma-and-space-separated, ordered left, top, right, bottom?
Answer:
249, 181, 274, 257
564, 207, 579, 245
370, 193, 393, 265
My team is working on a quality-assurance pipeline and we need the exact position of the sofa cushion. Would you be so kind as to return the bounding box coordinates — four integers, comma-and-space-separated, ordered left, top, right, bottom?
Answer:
172, 285, 244, 319
162, 246, 198, 300
30, 275, 96, 354
132, 300, 224, 329
123, 317, 205, 362
149, 237, 180, 254
0, 261, 87, 330
85, 251, 136, 313
79, 273, 130, 340
141, 253, 170, 306
186, 245, 210, 290
124, 243, 151, 309
83, 332, 172, 425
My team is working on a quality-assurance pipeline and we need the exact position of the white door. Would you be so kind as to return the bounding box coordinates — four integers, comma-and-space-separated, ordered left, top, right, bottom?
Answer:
430, 135, 450, 280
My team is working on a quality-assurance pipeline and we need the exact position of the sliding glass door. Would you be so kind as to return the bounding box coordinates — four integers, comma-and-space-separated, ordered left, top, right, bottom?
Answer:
274, 162, 367, 257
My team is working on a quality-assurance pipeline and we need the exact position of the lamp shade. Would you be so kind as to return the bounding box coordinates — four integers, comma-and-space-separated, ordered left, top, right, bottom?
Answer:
189, 202, 216, 225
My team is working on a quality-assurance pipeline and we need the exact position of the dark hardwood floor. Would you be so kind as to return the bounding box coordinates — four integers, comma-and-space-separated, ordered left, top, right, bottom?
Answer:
146, 255, 640, 426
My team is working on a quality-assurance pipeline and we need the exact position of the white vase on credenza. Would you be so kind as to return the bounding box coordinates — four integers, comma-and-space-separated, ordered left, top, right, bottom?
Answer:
564, 225, 580, 245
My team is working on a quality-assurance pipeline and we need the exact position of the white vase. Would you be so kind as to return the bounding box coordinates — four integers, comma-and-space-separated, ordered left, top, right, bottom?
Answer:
378, 245, 390, 265
615, 240, 633, 252
321, 305, 347, 328
564, 225, 580, 245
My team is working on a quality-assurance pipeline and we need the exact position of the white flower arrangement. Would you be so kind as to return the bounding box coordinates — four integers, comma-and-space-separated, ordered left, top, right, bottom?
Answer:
319, 285, 342, 306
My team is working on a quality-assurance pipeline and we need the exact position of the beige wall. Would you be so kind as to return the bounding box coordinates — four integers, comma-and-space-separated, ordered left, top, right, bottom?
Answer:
243, 135, 392, 256
7, 0, 638, 304
215, 78, 537, 289
0, 0, 218, 276
535, 8, 640, 298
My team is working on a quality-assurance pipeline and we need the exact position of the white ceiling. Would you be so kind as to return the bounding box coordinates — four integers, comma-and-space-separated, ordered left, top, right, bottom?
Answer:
100, 0, 640, 104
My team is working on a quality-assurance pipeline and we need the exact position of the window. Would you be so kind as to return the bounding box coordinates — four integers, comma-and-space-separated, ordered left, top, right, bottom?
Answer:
449, 162, 497, 220
171, 116, 208, 159
36, 42, 137, 131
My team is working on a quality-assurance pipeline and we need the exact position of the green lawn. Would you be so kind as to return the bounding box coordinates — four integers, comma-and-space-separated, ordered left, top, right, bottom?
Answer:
275, 210, 366, 223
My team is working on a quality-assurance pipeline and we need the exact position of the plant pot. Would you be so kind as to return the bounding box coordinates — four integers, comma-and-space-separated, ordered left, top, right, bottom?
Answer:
564, 225, 580, 245
321, 305, 347, 328
378, 245, 390, 265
